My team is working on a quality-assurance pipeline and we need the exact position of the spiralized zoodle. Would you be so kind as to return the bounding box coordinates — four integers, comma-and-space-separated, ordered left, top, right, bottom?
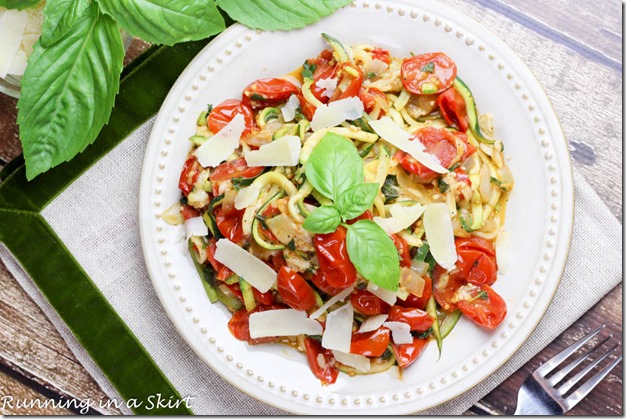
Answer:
162, 34, 514, 384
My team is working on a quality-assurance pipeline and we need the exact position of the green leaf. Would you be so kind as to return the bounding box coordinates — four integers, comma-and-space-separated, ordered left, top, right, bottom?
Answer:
335, 183, 378, 221
345, 220, 400, 291
95, 0, 225, 45
40, 0, 90, 47
305, 132, 363, 202
302, 205, 341, 234
215, 0, 352, 31
17, 3, 124, 180
0, 0, 41, 10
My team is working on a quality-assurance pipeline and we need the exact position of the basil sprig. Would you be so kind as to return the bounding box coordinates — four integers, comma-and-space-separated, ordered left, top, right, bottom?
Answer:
16, 0, 352, 179
303, 133, 401, 291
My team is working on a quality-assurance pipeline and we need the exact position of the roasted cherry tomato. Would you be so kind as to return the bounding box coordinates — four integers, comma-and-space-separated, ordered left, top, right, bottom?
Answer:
214, 205, 246, 243
242, 78, 300, 109
252, 288, 275, 306
455, 237, 498, 286
277, 266, 317, 311
303, 337, 339, 385
180, 204, 201, 220
370, 47, 391, 65
359, 86, 389, 117
395, 126, 459, 182
207, 99, 255, 136
454, 131, 476, 162
437, 86, 468, 132
392, 337, 429, 368
456, 284, 507, 329
387, 306, 433, 332
178, 156, 202, 196
350, 289, 391, 315
432, 266, 466, 312
210, 157, 264, 195
228, 304, 286, 344
350, 328, 390, 357
391, 234, 412, 268
401, 52, 457, 95
310, 271, 344, 296
296, 93, 317, 120
314, 226, 357, 289
397, 276, 432, 311
306, 49, 338, 103
206, 238, 234, 281
329, 62, 364, 101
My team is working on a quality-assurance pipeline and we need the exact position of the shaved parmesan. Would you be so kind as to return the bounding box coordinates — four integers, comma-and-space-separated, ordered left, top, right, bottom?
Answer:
423, 203, 457, 270
367, 281, 397, 306
369, 116, 447, 174
384, 321, 413, 344
316, 77, 337, 98
309, 286, 353, 320
249, 309, 322, 338
184, 216, 208, 239
234, 184, 261, 210
332, 350, 371, 373
0, 10, 28, 78
195, 114, 245, 167
245, 135, 301, 167
322, 303, 354, 353
214, 238, 277, 293
281, 94, 300, 122
358, 314, 388, 333
373, 202, 426, 234
310, 97, 364, 131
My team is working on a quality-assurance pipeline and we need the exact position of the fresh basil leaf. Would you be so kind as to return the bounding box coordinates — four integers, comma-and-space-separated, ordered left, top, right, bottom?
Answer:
302, 205, 341, 234
215, 0, 352, 31
305, 132, 363, 202
335, 183, 378, 221
40, 0, 90, 47
95, 0, 225, 45
17, 3, 124, 180
345, 220, 400, 291
0, 0, 41, 10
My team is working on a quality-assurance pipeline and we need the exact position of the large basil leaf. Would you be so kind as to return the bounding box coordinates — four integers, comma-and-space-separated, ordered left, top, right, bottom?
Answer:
345, 220, 400, 291
17, 3, 124, 180
305, 132, 363, 202
40, 0, 90, 47
302, 205, 341, 234
335, 183, 378, 221
216, 0, 352, 30
0, 0, 41, 10
95, 0, 225, 45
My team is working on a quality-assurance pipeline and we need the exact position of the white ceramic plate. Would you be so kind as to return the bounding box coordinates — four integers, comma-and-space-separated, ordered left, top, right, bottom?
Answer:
139, 0, 574, 414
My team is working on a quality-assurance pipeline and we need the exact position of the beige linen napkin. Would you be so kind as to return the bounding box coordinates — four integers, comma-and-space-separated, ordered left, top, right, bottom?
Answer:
0, 118, 621, 415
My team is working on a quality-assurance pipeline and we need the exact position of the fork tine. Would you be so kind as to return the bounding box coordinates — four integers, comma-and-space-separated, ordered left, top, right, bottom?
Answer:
557, 343, 620, 395
534, 325, 605, 377
547, 334, 612, 387
563, 352, 623, 411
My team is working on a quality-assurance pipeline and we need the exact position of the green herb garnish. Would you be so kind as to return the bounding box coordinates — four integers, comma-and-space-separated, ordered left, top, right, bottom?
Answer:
420, 62, 435, 73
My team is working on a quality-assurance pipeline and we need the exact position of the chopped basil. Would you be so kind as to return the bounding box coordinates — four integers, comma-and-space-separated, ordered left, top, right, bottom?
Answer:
420, 62, 435, 73
381, 175, 400, 203
459, 215, 476, 232
302, 60, 316, 79
437, 178, 449, 193
366, 71, 377, 78
415, 328, 433, 339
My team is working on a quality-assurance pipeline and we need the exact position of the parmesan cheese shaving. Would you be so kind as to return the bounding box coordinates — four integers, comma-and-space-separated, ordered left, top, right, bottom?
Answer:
249, 309, 322, 338
369, 116, 448, 174
184, 216, 208, 239
245, 135, 301, 167
423, 203, 457, 270
0, 10, 28, 78
309, 286, 353, 320
234, 184, 261, 210
373, 202, 425, 234
195, 114, 245, 167
214, 238, 277, 293
366, 282, 397, 306
358, 314, 388, 333
310, 97, 364, 131
281, 94, 300, 122
316, 77, 337, 98
332, 350, 371, 373
321, 303, 354, 353
383, 321, 413, 344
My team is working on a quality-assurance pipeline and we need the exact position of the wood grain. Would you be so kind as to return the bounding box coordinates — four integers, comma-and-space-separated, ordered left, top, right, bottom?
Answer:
0, 369, 73, 415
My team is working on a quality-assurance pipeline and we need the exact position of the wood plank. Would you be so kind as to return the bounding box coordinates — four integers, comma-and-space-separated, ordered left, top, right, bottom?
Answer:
480, 283, 623, 415
472, 0, 622, 70
0, 261, 121, 415
0, 369, 73, 415
0, 94, 20, 165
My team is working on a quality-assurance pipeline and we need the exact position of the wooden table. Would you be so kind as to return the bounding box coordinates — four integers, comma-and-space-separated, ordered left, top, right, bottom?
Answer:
0, 0, 622, 415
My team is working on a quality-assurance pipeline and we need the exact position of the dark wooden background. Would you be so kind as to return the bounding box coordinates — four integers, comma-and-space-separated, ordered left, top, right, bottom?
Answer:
0, 0, 622, 415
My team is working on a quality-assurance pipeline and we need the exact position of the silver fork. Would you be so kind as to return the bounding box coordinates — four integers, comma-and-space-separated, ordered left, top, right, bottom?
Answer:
514, 325, 622, 415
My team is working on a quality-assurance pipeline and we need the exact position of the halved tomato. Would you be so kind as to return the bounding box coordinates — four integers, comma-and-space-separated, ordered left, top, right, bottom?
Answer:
207, 99, 255, 136
401, 52, 457, 95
